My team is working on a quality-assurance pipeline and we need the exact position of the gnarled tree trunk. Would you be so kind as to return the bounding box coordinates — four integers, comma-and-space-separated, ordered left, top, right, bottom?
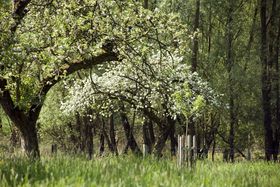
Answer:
19, 121, 40, 158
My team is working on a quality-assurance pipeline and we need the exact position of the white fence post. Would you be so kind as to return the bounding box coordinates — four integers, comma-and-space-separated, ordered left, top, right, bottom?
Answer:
143, 144, 148, 157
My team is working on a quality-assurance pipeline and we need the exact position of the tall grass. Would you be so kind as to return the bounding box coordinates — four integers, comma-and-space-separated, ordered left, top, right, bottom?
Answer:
0, 154, 279, 187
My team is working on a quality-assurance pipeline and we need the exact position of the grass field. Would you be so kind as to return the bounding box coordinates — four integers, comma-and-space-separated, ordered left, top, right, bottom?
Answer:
0, 154, 279, 187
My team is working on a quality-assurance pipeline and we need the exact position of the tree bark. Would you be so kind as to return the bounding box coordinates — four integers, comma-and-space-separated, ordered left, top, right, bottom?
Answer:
274, 6, 280, 161
153, 115, 175, 157
169, 118, 177, 156
226, 0, 236, 163
83, 114, 94, 159
272, 0, 280, 161
143, 0, 148, 9
212, 135, 216, 162
191, 0, 200, 72
109, 114, 118, 155
99, 131, 105, 156
153, 126, 170, 157
120, 105, 141, 154
148, 119, 155, 145
143, 120, 152, 154
19, 121, 40, 158
100, 117, 114, 153
260, 0, 280, 161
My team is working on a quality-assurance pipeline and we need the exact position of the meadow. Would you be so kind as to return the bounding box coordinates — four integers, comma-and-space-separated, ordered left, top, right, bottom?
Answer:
0, 154, 279, 187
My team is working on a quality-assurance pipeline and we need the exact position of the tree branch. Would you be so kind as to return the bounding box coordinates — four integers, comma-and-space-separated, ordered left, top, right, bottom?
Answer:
0, 78, 28, 126
29, 52, 119, 121
216, 130, 247, 159
11, 0, 32, 33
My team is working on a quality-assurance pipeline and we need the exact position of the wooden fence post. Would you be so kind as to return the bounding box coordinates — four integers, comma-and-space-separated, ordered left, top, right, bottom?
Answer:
187, 135, 192, 167
178, 135, 181, 167
193, 135, 197, 166
143, 144, 148, 157
193, 136, 196, 159
178, 135, 187, 168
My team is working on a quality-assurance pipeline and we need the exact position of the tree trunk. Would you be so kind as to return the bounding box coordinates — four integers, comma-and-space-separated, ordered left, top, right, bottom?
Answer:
120, 104, 141, 154
226, 0, 236, 163
187, 118, 196, 137
143, 120, 152, 154
153, 116, 175, 157
153, 126, 170, 157
229, 97, 235, 162
119, 106, 141, 154
169, 118, 177, 156
191, 0, 200, 72
212, 135, 216, 162
109, 114, 118, 155
100, 117, 114, 153
83, 114, 94, 159
143, 0, 148, 9
18, 121, 40, 158
273, 6, 280, 161
260, 0, 279, 161
148, 119, 155, 145
99, 132, 105, 156
67, 123, 79, 153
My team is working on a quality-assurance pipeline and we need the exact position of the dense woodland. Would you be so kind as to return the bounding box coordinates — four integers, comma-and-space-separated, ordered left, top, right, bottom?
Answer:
0, 0, 280, 163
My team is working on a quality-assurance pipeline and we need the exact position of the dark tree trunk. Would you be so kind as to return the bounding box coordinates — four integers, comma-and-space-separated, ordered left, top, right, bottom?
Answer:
169, 118, 177, 156
229, 96, 235, 162
187, 118, 196, 137
83, 114, 94, 159
120, 106, 141, 154
75, 113, 85, 152
212, 135, 216, 162
99, 132, 105, 156
67, 123, 79, 153
109, 114, 118, 155
100, 117, 115, 154
223, 148, 229, 162
260, 0, 280, 161
153, 116, 175, 157
18, 121, 40, 158
143, 0, 148, 9
0, 78, 40, 158
143, 120, 152, 154
226, 0, 236, 163
148, 119, 155, 145
273, 6, 280, 161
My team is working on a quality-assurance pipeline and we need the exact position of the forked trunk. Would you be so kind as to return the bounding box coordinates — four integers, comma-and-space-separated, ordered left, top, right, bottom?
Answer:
153, 127, 169, 157
120, 109, 141, 154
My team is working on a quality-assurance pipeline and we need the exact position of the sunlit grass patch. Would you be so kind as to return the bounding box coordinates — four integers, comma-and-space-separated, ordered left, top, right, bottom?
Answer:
0, 155, 279, 187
